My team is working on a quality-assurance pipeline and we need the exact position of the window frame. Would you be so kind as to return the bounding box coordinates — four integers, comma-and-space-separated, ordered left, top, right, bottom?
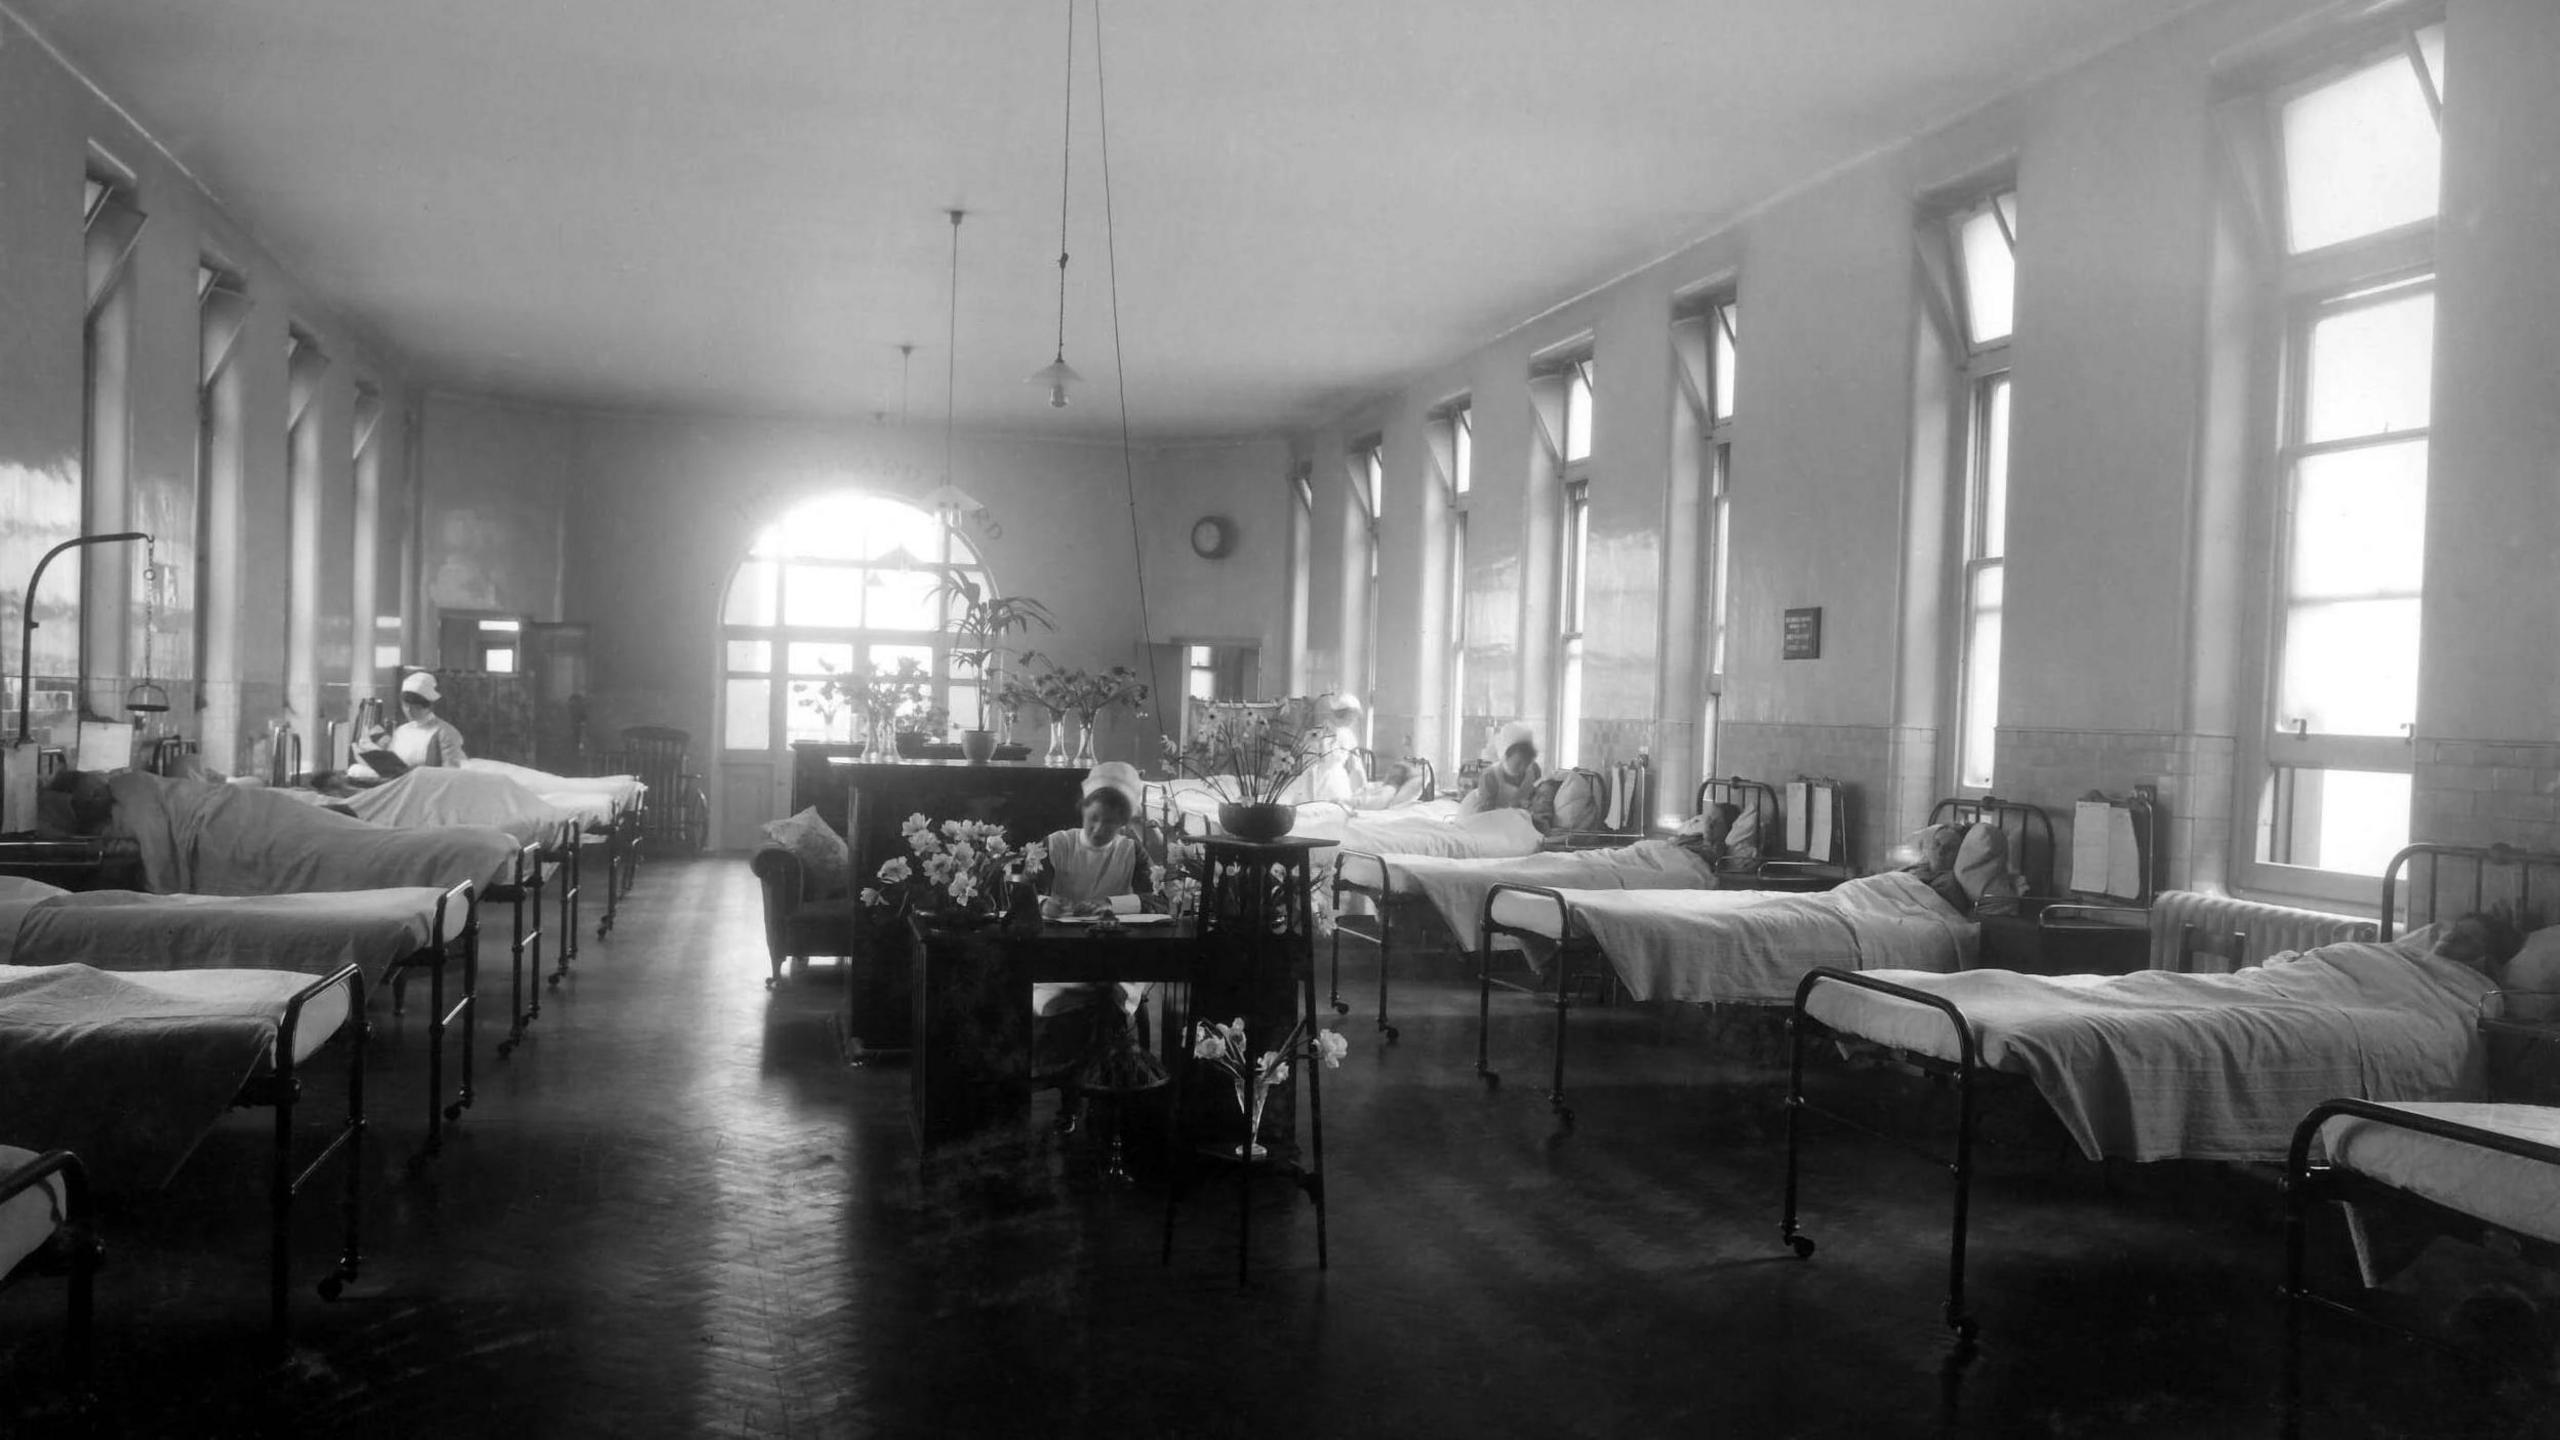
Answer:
1672, 297, 1737, 780
1432, 401, 1473, 767
2228, 16, 2446, 906
1939, 186, 2017, 796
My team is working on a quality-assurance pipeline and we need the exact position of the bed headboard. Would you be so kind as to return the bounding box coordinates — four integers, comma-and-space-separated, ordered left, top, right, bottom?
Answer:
1697, 776, 1781, 865
1929, 795, 2057, 897
2379, 842, 2560, 940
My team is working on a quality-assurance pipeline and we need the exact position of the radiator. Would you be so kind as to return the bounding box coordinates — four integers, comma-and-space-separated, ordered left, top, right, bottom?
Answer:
2148, 890, 2378, 972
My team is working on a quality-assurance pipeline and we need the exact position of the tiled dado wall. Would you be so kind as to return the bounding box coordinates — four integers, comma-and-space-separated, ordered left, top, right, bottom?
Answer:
1715, 721, 1897, 873
2414, 740, 2560, 854
1990, 726, 2236, 895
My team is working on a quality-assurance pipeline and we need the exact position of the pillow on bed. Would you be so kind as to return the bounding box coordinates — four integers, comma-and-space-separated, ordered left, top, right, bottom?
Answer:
1672, 803, 1740, 864
761, 808, 852, 901
2499, 926, 2560, 1020
1953, 821, 2025, 916
0, 876, 67, 902
1724, 803, 1761, 866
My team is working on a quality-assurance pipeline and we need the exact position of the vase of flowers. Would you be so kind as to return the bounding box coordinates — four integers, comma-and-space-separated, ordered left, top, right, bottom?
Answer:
861, 813, 1041, 928
1021, 655, 1150, 769
930, 571, 1056, 765
1187, 1015, 1348, 1158
1163, 703, 1337, 841
799, 656, 931, 761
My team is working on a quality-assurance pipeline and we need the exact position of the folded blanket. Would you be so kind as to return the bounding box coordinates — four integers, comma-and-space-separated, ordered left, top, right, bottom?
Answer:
8, 887, 446, 986
1803, 940, 2493, 1162
109, 771, 520, 896
0, 964, 347, 1189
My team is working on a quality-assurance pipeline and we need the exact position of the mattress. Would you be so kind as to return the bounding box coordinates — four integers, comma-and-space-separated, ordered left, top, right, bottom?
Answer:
343, 768, 577, 848
2317, 1102, 2560, 1245
109, 771, 520, 899
0, 1145, 64, 1277
4, 886, 447, 985
1496, 872, 1973, 1007
1382, 841, 1718, 953
0, 964, 358, 1188
1801, 940, 2496, 1163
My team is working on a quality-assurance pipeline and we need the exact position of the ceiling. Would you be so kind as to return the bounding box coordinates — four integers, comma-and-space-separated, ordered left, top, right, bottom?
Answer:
15, 0, 2193, 440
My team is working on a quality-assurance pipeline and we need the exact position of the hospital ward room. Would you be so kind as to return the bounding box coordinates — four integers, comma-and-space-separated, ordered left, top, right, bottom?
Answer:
4, 0, 2559, 1435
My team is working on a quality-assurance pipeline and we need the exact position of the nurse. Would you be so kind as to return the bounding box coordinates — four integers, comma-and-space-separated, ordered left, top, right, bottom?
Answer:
378, 671, 468, 770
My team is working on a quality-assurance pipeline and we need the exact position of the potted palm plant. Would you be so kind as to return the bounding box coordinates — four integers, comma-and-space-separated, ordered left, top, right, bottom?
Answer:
928, 570, 1056, 764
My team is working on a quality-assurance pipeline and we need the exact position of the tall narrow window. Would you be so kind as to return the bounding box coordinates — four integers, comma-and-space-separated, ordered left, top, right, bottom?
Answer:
1443, 403, 1472, 765
195, 265, 250, 752
1558, 479, 1591, 771
1285, 464, 1313, 695
2247, 23, 2445, 884
283, 329, 331, 730
1535, 354, 1597, 769
350, 385, 384, 711
1351, 438, 1384, 741
1947, 189, 2017, 791
1675, 299, 1739, 778
81, 167, 146, 705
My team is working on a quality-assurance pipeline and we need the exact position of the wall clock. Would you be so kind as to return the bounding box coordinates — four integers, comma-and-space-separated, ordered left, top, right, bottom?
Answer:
1190, 515, 1235, 559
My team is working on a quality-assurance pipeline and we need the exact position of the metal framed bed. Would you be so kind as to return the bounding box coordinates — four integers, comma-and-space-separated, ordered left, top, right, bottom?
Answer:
0, 1148, 98, 1391
1698, 776, 1855, 891
1781, 839, 2556, 1345
1475, 795, 2051, 1129
1326, 759, 1644, 1043
245, 965, 368, 1351
489, 839, 553, 1059
383, 881, 482, 1158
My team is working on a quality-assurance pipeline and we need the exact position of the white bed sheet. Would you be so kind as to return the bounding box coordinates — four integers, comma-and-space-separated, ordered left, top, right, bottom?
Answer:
462, 759, 644, 828
1801, 940, 2495, 1163
2317, 1101, 2560, 1245
0, 1144, 63, 1276
5, 887, 447, 986
1383, 841, 1717, 952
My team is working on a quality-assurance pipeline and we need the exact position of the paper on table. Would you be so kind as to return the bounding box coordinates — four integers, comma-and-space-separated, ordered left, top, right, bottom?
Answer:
1808, 785, 1837, 865
1784, 782, 1809, 856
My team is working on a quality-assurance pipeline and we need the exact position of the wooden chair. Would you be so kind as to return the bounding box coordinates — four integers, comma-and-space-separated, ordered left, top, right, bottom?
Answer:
614, 725, 706, 855
2176, 923, 2248, 974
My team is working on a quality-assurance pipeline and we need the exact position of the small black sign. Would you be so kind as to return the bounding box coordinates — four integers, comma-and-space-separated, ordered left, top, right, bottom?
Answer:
1783, 607, 1822, 661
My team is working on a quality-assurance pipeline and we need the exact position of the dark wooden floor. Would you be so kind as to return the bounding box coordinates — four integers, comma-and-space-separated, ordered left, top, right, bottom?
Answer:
1, 859, 2551, 1438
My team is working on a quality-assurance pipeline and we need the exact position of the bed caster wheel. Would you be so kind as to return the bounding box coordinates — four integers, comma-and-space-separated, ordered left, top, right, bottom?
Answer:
1948, 1315, 1979, 1343
546, 974, 563, 989
764, 977, 779, 991
317, 1276, 344, 1302
1331, 999, 1349, 1016
1479, 1070, 1500, 1091
495, 1040, 515, 1060
1554, 1106, 1576, 1130
1382, 1025, 1400, 1043
1787, 1234, 1816, 1260
442, 1102, 464, 1122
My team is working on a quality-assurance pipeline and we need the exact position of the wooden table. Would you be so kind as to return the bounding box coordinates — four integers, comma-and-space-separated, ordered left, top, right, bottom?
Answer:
908, 917, 1200, 1147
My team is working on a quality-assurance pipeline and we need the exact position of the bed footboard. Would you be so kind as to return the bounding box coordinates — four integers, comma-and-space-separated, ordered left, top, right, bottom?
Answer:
1783, 966, 1989, 1344
1473, 884, 1600, 1127
0, 1149, 98, 1389
238, 963, 366, 1355
1327, 852, 1403, 1042
2281, 1099, 2560, 1427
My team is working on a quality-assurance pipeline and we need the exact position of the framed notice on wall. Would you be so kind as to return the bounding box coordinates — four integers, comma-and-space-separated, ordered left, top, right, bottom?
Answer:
1783, 607, 1822, 661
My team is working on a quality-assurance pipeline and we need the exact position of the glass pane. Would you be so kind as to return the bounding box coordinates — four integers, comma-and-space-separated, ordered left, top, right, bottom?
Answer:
781, 564, 861, 627
2416, 24, 2446, 105
868, 643, 933, 675
785, 682, 855, 745
752, 493, 942, 563
2289, 441, 2427, 601
484, 647, 517, 675
788, 641, 855, 677
725, 639, 772, 672
1708, 486, 1731, 678
866, 569, 940, 631
373, 644, 401, 670
1364, 451, 1385, 520
1185, 644, 1211, 666
2279, 596, 2419, 736
724, 561, 777, 626
943, 684, 980, 733
1453, 413, 1473, 495
1958, 204, 2015, 347
1187, 668, 1216, 701
2282, 50, 2443, 253
1712, 305, 1737, 422
1961, 582, 2002, 789
1564, 366, 1593, 462
2305, 291, 2434, 443
1976, 376, 2011, 559
1558, 639, 1585, 769
723, 677, 772, 751
2274, 767, 2411, 877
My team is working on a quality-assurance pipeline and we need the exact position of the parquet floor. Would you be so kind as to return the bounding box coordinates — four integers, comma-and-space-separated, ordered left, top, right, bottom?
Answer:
0, 860, 2548, 1438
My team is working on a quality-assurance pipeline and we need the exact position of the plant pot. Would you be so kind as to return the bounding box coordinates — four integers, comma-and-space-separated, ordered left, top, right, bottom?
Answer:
1218, 802, 1298, 842
959, 729, 997, 763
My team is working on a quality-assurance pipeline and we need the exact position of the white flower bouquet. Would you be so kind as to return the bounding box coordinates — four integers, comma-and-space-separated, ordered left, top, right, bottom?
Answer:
1186, 1014, 1348, 1156
861, 812, 1040, 922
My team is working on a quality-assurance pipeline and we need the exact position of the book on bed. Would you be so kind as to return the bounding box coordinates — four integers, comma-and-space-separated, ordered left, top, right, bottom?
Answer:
354, 747, 410, 779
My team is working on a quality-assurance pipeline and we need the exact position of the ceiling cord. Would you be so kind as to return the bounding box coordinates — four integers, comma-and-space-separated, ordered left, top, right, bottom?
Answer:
1091, 0, 1163, 719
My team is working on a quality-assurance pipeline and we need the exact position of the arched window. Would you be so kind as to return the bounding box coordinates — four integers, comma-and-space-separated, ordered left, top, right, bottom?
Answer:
718, 494, 989, 754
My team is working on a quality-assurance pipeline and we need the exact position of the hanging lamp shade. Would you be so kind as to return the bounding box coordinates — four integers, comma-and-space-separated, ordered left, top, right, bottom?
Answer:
124, 681, 169, 715
1028, 355, 1083, 409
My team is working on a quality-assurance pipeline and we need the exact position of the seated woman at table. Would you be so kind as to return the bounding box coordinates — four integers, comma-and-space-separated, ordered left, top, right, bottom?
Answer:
1031, 763, 1164, 1120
